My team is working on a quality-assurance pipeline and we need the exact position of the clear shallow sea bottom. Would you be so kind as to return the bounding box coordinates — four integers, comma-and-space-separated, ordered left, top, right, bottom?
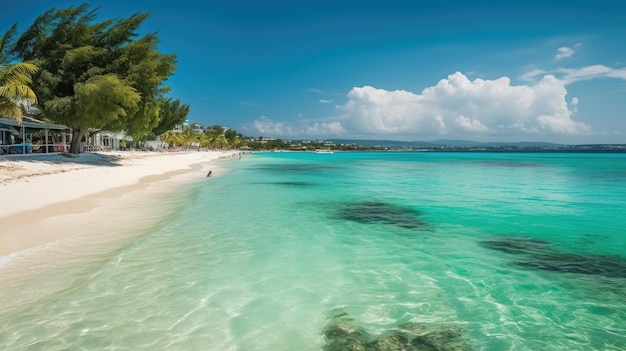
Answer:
1, 151, 626, 350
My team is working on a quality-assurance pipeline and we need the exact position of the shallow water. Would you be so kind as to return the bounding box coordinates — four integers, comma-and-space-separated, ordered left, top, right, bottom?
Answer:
2, 152, 626, 350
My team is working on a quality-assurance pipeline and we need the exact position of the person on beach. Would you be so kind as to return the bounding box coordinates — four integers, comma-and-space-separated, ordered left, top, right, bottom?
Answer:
207, 170, 212, 177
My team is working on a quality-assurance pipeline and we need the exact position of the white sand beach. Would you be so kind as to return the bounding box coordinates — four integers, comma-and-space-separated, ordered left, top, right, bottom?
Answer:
0, 150, 236, 258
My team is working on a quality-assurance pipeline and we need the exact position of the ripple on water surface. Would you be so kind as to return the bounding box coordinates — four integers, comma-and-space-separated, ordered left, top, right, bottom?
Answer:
2, 152, 626, 350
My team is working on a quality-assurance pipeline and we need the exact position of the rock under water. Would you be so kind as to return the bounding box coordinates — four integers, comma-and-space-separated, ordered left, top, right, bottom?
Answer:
322, 310, 473, 351
322, 311, 373, 351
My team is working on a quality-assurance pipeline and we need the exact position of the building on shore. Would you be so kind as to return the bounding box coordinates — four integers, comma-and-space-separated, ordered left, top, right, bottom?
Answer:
0, 116, 71, 155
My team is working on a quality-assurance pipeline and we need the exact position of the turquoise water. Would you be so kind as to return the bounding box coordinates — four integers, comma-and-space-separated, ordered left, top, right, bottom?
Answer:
2, 152, 626, 350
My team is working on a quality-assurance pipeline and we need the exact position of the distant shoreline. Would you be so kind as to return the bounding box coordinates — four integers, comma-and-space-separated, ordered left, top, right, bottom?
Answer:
255, 146, 626, 153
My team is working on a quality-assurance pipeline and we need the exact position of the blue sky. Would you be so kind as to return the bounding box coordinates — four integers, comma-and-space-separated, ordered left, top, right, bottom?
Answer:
3, 1, 626, 143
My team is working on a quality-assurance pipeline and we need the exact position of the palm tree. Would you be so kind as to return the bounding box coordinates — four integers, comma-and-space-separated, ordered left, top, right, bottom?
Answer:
0, 24, 38, 123
214, 134, 228, 149
0, 62, 39, 122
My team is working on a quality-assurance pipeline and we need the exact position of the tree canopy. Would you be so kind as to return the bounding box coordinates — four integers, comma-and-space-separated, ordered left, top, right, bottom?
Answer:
10, 3, 183, 153
159, 124, 246, 150
151, 97, 190, 136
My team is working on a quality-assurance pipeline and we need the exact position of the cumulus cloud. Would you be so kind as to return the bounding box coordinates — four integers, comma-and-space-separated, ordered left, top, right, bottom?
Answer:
339, 72, 590, 139
456, 115, 490, 132
304, 121, 345, 135
251, 116, 346, 137
252, 68, 626, 140
569, 97, 579, 115
253, 116, 295, 136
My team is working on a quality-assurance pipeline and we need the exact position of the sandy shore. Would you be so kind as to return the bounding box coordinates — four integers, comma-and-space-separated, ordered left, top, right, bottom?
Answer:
0, 150, 237, 258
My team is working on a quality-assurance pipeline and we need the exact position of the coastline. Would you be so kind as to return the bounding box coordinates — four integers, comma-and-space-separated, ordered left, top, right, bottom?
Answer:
0, 150, 236, 258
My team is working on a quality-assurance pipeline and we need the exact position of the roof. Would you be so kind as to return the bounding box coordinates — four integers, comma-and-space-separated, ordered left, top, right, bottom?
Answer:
0, 116, 70, 131
0, 125, 19, 134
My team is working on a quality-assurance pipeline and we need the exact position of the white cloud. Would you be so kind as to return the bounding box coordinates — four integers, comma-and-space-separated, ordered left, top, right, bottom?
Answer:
570, 97, 579, 114
305, 122, 345, 135
519, 69, 546, 81
559, 65, 611, 83
251, 116, 346, 137
319, 99, 334, 104
251, 68, 626, 140
554, 43, 583, 61
456, 115, 490, 132
253, 116, 295, 136
554, 46, 575, 61
309, 88, 323, 93
520, 64, 626, 85
558, 65, 626, 84
608, 68, 626, 80
338, 72, 590, 139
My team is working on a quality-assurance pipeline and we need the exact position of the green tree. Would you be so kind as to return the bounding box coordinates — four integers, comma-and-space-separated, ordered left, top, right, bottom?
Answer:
181, 127, 199, 148
151, 98, 190, 136
203, 125, 224, 148
0, 24, 38, 122
11, 4, 177, 153
44, 74, 141, 133
224, 129, 244, 149
160, 130, 176, 147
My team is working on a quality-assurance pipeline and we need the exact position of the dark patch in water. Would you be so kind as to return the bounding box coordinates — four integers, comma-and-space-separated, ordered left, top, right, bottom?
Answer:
480, 236, 626, 278
512, 253, 626, 278
334, 201, 428, 229
479, 236, 551, 255
322, 311, 372, 351
323, 310, 473, 351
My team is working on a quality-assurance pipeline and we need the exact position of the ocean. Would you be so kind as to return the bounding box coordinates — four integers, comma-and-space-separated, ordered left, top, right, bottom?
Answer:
1, 151, 626, 350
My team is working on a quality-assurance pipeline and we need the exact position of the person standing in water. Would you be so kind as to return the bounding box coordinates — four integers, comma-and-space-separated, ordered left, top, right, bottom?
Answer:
207, 170, 212, 177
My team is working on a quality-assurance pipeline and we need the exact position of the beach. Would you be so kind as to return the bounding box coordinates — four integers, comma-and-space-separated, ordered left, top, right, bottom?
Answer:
0, 150, 234, 257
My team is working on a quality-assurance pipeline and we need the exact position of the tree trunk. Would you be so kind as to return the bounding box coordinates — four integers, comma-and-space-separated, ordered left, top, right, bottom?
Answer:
69, 128, 86, 154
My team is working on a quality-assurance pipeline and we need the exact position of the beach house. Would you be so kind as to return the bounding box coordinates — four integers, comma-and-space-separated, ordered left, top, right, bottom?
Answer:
85, 130, 132, 151
0, 116, 71, 155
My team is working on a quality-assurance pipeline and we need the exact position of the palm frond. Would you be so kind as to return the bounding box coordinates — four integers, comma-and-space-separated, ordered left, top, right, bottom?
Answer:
0, 97, 22, 122
0, 62, 39, 103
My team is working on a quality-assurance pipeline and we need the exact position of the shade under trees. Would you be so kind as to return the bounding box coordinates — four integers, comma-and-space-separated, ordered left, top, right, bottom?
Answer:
10, 3, 185, 153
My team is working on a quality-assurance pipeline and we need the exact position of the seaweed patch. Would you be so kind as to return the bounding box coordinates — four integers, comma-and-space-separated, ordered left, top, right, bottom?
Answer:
479, 236, 551, 255
333, 201, 428, 229
480, 236, 626, 278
